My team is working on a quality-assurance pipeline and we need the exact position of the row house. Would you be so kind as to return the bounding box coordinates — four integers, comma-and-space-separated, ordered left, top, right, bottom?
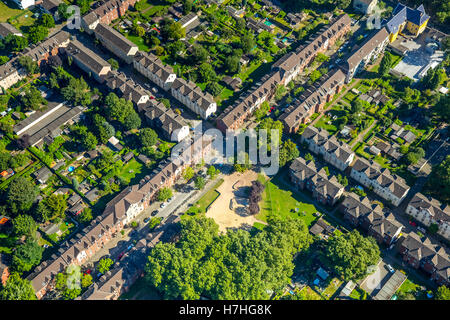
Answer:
300, 122, 354, 172
340, 193, 403, 245
398, 232, 449, 286
0, 22, 22, 39
170, 78, 217, 120
280, 69, 346, 134
350, 158, 410, 207
340, 192, 383, 226
27, 137, 212, 299
93, 23, 138, 64
406, 193, 450, 241
216, 71, 280, 132
81, 216, 181, 300
104, 70, 150, 105
133, 51, 177, 90
63, 39, 112, 83
272, 14, 352, 86
81, 0, 138, 33
289, 157, 344, 206
216, 14, 351, 133
27, 205, 131, 299
137, 99, 190, 142
342, 27, 389, 83
0, 30, 70, 91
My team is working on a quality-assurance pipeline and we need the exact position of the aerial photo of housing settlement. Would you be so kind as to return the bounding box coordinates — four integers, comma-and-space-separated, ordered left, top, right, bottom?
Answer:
0, 0, 449, 306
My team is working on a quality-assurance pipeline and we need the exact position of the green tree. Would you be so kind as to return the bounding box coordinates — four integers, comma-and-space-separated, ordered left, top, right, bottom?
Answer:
36, 194, 67, 222
155, 46, 164, 56
123, 110, 141, 130
18, 56, 39, 75
61, 77, 91, 106
433, 95, 450, 123
182, 167, 194, 182
279, 139, 299, 167
81, 273, 93, 288
379, 52, 392, 76
38, 13, 55, 28
224, 55, 241, 74
325, 230, 380, 281
206, 81, 222, 97
97, 257, 114, 274
104, 92, 134, 123
194, 176, 206, 190
424, 155, 450, 204
207, 166, 218, 179
157, 187, 173, 202
183, 0, 192, 14
7, 176, 38, 215
28, 25, 49, 44
21, 87, 47, 111
0, 56, 9, 65
139, 128, 158, 147
12, 215, 37, 238
76, 0, 91, 15
12, 239, 44, 273
57, 3, 72, 20
0, 273, 37, 300
436, 286, 450, 300
241, 34, 255, 53
5, 34, 28, 52
191, 44, 209, 65
108, 58, 119, 70
77, 207, 93, 224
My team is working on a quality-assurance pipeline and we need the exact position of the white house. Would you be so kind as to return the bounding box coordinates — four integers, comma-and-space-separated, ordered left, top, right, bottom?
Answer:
350, 158, 410, 206
406, 193, 450, 241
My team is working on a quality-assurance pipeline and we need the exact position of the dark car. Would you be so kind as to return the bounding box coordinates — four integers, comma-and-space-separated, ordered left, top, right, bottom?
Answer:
151, 210, 158, 216
144, 217, 150, 223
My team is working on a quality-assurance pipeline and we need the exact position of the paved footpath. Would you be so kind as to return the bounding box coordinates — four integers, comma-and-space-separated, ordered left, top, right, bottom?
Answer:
83, 174, 223, 269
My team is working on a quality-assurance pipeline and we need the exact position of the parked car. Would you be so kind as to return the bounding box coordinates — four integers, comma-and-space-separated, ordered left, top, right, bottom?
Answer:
151, 210, 158, 216
160, 202, 166, 208
127, 244, 134, 251
417, 226, 426, 233
386, 264, 395, 273
144, 217, 150, 223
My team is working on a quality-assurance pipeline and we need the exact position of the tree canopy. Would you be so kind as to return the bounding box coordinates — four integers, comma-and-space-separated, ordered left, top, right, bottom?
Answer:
0, 273, 37, 300
7, 176, 39, 215
145, 216, 312, 299
12, 239, 44, 273
325, 230, 380, 281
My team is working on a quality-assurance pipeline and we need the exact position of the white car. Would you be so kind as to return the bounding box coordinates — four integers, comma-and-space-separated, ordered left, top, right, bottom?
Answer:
386, 264, 395, 273
160, 202, 166, 208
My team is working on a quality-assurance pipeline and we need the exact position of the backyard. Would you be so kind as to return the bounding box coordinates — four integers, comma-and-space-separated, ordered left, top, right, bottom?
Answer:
256, 172, 320, 228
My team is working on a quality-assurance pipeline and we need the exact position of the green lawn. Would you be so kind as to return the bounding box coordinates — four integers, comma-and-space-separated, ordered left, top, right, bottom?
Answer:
0, 1, 25, 22
321, 278, 343, 300
314, 115, 338, 135
186, 178, 224, 214
256, 173, 320, 227
298, 286, 323, 300
116, 159, 143, 183
125, 33, 150, 52
349, 287, 368, 300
